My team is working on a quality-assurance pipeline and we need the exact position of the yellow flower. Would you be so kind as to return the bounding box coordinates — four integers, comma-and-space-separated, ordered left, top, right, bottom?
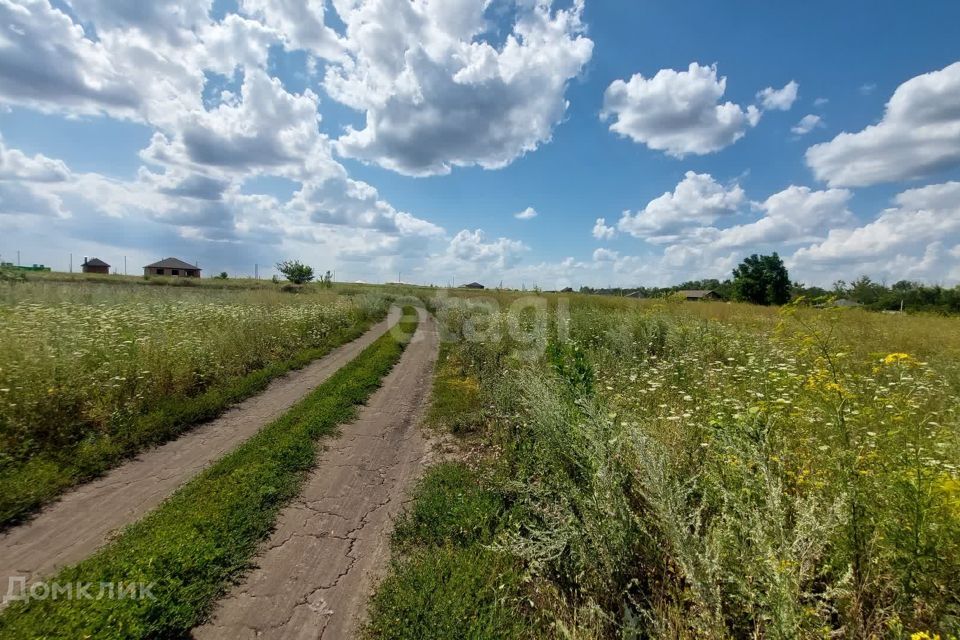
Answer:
882, 352, 915, 366
910, 632, 940, 640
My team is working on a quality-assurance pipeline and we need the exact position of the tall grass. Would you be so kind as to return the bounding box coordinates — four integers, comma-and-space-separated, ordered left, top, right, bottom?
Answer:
0, 308, 419, 638
381, 295, 960, 638
0, 281, 390, 524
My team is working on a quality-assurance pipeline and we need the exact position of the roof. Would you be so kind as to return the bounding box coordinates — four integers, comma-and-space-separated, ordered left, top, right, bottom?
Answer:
462, 282, 484, 288
678, 289, 717, 298
82, 257, 110, 267
144, 257, 201, 270
625, 291, 644, 298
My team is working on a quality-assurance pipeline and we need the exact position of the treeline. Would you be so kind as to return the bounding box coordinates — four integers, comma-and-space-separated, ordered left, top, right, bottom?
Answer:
581, 276, 960, 314
580, 278, 736, 299
816, 277, 960, 313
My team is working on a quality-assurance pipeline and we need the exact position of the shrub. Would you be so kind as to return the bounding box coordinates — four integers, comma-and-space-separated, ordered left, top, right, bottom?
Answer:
276, 260, 314, 284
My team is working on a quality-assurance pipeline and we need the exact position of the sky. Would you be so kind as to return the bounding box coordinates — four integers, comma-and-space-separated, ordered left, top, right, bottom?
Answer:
1, 0, 960, 288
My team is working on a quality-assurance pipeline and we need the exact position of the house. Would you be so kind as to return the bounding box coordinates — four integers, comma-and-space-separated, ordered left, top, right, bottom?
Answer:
678, 289, 719, 301
462, 282, 485, 289
625, 291, 645, 299
81, 257, 110, 274
144, 257, 201, 278
560, 287, 574, 293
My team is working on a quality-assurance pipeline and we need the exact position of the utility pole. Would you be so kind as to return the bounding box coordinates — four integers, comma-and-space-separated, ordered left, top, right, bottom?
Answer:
69, 253, 73, 273
255, 263, 259, 280
17, 250, 20, 266
124, 256, 127, 275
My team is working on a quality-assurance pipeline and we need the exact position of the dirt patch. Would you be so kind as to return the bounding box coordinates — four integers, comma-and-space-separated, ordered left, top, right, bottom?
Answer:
0, 311, 399, 592
193, 308, 439, 640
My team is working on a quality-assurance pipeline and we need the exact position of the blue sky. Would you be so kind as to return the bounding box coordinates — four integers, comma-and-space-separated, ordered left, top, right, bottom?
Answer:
1, 0, 959, 287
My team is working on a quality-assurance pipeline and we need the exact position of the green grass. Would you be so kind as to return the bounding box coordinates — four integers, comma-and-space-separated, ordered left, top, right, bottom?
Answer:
392, 463, 504, 550
425, 345, 485, 434
365, 342, 540, 640
365, 463, 534, 640
0, 308, 419, 639
0, 312, 382, 528
365, 545, 529, 640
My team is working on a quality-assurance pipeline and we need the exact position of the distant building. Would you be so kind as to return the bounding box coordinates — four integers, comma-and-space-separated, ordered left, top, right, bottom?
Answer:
625, 290, 645, 299
828, 298, 862, 308
144, 257, 201, 278
0, 262, 50, 272
560, 287, 574, 293
678, 289, 719, 301
81, 257, 110, 274
462, 282, 485, 289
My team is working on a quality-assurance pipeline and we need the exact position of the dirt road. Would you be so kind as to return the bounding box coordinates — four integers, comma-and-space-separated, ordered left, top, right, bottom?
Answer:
193, 308, 438, 640
0, 310, 399, 590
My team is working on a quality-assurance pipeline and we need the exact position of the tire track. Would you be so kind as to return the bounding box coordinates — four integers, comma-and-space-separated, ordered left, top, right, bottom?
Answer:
0, 309, 401, 592
194, 308, 438, 640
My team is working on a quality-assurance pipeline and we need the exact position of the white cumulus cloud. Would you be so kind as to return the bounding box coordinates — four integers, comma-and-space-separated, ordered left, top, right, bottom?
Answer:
0, 137, 71, 182
791, 114, 823, 136
592, 217, 616, 240
617, 171, 746, 242
792, 182, 960, 270
806, 61, 960, 187
592, 247, 618, 262
514, 206, 538, 220
757, 80, 798, 111
327, 0, 593, 176
239, 0, 344, 61
601, 63, 761, 157
447, 229, 529, 269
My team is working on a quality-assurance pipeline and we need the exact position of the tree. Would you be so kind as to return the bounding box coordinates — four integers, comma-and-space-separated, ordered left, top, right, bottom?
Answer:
850, 275, 884, 305
731, 253, 791, 305
276, 260, 314, 284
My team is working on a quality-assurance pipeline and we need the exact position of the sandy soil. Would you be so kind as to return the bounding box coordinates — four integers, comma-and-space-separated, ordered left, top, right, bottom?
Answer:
193, 308, 439, 640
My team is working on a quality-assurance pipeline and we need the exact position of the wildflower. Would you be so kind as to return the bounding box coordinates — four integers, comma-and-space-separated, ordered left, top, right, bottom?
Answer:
882, 352, 915, 366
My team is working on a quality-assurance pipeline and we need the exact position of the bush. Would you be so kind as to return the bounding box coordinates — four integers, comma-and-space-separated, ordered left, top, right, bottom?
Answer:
276, 260, 314, 284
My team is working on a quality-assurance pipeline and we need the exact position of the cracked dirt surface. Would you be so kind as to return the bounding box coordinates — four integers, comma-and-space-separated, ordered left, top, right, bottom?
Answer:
0, 310, 400, 591
193, 307, 438, 640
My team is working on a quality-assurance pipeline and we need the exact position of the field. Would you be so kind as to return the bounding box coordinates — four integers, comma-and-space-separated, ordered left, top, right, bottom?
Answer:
0, 279, 390, 524
368, 292, 960, 639
0, 308, 420, 637
2, 276, 958, 638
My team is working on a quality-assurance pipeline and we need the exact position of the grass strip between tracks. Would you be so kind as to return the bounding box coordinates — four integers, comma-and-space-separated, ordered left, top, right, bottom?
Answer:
0, 307, 418, 639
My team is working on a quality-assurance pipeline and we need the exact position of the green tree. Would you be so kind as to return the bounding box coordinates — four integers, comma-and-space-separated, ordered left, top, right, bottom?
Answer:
276, 260, 314, 284
732, 253, 791, 305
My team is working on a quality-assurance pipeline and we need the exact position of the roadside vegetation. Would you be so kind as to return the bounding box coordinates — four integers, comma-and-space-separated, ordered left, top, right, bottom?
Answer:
370, 292, 960, 639
366, 346, 535, 639
0, 281, 390, 526
0, 307, 419, 638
